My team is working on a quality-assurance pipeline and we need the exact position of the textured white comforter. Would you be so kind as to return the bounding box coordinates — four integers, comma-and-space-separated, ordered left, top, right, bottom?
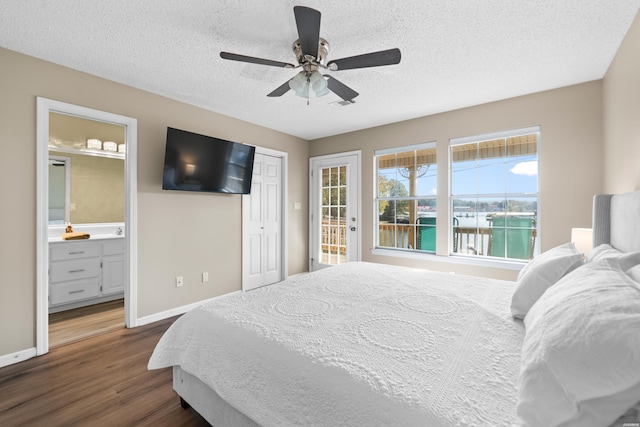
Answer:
149, 262, 524, 426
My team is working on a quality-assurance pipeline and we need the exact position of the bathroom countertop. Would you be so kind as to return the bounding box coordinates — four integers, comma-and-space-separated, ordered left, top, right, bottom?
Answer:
49, 234, 125, 243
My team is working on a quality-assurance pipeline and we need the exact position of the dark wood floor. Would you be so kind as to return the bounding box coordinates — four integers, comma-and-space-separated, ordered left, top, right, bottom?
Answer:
0, 316, 210, 427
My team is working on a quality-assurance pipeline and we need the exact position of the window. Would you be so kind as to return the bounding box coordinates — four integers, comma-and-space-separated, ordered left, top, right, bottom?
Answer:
450, 127, 539, 260
375, 143, 437, 252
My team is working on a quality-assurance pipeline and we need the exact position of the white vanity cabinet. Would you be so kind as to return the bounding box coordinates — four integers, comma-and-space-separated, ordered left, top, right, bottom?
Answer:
49, 237, 124, 312
101, 239, 125, 295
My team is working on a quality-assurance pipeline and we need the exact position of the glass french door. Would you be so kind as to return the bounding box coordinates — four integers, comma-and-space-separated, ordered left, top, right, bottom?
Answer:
309, 152, 360, 271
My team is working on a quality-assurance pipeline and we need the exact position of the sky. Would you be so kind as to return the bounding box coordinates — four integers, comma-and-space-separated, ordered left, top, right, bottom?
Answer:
451, 153, 538, 196
381, 155, 539, 198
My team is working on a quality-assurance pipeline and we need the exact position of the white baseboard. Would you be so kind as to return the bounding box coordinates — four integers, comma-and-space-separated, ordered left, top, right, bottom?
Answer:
287, 272, 309, 279
0, 347, 37, 369
135, 291, 241, 327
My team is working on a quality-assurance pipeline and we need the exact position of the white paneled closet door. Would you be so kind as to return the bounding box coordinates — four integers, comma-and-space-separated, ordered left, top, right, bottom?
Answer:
243, 153, 282, 291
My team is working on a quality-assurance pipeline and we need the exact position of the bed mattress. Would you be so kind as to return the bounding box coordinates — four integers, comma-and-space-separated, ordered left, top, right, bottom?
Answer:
149, 262, 524, 426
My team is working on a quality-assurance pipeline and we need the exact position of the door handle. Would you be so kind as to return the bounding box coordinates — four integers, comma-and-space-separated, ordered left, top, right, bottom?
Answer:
350, 227, 356, 231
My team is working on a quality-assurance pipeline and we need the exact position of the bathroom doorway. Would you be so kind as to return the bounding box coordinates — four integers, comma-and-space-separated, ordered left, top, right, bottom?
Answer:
47, 113, 126, 347
36, 98, 138, 355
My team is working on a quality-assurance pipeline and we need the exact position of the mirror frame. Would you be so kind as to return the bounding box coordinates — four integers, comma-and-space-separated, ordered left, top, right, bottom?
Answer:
36, 97, 138, 355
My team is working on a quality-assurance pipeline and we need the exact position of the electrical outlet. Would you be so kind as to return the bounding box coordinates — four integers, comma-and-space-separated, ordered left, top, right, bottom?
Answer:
202, 272, 209, 282
176, 276, 183, 287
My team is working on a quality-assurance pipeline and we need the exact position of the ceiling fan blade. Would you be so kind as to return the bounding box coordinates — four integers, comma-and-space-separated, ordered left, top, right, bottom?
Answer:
267, 80, 292, 97
220, 52, 295, 69
326, 76, 359, 102
327, 48, 401, 71
294, 6, 321, 59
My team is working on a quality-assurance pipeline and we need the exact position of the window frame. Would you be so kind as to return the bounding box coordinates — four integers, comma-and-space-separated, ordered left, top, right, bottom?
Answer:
449, 126, 540, 261
374, 141, 438, 254
371, 126, 540, 269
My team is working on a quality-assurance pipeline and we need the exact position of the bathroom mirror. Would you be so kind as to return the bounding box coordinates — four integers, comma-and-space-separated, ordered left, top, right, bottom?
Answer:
48, 155, 70, 224
48, 112, 126, 225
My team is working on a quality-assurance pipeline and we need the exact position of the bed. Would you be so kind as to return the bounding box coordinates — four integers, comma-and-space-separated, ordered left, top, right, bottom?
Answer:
148, 191, 640, 427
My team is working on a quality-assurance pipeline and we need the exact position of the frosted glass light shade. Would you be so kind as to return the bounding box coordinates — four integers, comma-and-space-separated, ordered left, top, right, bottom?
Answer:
310, 71, 329, 97
289, 71, 329, 98
87, 138, 102, 150
103, 141, 117, 152
315, 85, 330, 97
289, 72, 309, 98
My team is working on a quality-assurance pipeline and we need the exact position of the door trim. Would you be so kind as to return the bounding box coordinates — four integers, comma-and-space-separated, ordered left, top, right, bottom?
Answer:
241, 146, 288, 291
36, 97, 138, 355
309, 150, 362, 270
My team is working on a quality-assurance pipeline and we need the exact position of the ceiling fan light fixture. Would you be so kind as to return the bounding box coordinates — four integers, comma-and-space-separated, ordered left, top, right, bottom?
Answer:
310, 70, 329, 97
289, 71, 309, 97
315, 86, 330, 97
298, 82, 310, 99
221, 6, 401, 103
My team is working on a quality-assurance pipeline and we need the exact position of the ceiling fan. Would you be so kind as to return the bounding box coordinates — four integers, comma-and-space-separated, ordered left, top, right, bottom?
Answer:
220, 6, 401, 103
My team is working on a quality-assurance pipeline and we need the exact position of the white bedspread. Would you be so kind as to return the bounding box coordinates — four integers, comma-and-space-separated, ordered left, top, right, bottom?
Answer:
149, 262, 524, 426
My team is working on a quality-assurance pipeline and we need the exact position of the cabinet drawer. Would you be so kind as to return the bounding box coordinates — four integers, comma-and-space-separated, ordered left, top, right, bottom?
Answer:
50, 278, 100, 305
103, 239, 125, 256
51, 243, 100, 261
50, 258, 100, 283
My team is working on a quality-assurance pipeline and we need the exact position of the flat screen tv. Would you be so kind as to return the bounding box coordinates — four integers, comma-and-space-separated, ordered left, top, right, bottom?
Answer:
162, 127, 255, 194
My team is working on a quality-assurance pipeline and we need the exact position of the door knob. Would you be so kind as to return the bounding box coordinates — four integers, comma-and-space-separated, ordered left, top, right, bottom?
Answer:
350, 226, 356, 231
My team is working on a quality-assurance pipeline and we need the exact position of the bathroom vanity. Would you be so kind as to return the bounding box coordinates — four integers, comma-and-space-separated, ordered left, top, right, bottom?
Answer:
48, 225, 125, 313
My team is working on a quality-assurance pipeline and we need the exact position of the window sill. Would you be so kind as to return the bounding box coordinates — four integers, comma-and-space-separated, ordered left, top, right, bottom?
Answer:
370, 248, 526, 271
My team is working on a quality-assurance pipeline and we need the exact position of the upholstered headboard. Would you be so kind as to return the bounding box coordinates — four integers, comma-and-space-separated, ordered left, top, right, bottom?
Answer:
593, 191, 640, 253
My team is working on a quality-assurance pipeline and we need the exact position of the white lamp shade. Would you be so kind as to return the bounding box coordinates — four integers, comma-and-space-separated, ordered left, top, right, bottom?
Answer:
571, 228, 593, 255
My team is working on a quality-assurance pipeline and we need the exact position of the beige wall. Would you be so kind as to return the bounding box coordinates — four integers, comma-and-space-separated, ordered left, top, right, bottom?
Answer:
0, 47, 309, 357
310, 81, 604, 280
603, 12, 640, 193
1, 11, 638, 360
50, 150, 125, 224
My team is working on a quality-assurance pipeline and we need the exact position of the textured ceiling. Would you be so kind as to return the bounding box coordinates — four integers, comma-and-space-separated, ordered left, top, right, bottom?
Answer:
1, 1, 638, 140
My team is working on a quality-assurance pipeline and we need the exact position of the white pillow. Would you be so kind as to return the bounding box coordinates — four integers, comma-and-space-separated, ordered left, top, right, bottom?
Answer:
628, 264, 640, 283
510, 242, 583, 319
587, 244, 640, 270
517, 258, 640, 427
586, 243, 622, 262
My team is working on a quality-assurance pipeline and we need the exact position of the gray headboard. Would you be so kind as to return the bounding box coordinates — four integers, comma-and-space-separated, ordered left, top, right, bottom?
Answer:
593, 191, 640, 253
